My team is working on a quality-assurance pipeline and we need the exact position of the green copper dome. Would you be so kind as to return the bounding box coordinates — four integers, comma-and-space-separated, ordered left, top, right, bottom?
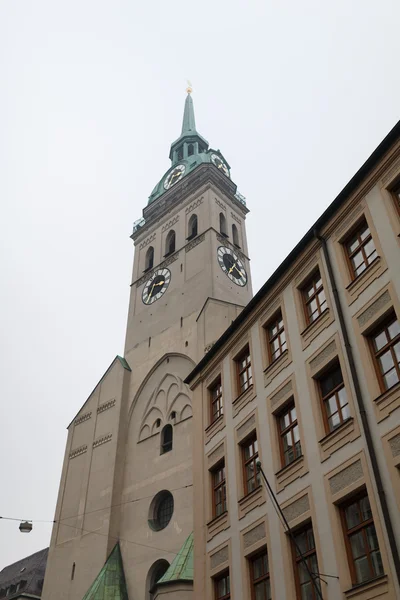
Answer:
147, 93, 231, 205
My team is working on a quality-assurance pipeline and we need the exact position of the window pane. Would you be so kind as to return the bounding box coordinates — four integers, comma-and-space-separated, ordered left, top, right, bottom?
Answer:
355, 556, 372, 583
359, 496, 372, 521
350, 531, 366, 559
328, 412, 341, 431
371, 550, 384, 577
394, 341, 400, 363
388, 320, 400, 340
364, 239, 376, 260
374, 330, 388, 351
290, 406, 297, 421
379, 351, 394, 375
338, 387, 347, 407
345, 502, 361, 528
383, 368, 399, 389
293, 425, 300, 444
348, 237, 360, 253
325, 395, 338, 417
341, 404, 350, 421
365, 524, 379, 551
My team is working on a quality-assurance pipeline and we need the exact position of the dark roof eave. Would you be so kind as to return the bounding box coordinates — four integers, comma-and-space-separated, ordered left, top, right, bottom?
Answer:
185, 119, 400, 384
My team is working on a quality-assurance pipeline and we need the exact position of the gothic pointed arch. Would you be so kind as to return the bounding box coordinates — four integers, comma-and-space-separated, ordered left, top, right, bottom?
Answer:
145, 246, 154, 270
165, 230, 176, 255
188, 214, 198, 239
219, 212, 227, 236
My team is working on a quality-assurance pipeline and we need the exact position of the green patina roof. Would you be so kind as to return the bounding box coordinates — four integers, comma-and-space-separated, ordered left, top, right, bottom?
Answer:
116, 355, 131, 371
82, 544, 128, 600
157, 532, 194, 585
147, 92, 231, 205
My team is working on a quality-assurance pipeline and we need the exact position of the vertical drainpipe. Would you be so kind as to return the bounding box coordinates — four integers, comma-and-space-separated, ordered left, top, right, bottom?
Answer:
314, 229, 400, 588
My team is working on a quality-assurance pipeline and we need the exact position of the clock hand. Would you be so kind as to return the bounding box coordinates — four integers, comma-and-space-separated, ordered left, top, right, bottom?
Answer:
148, 282, 156, 299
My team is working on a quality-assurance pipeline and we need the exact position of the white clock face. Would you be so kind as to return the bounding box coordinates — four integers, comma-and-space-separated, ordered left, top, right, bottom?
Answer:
164, 164, 186, 190
217, 246, 247, 286
211, 154, 229, 178
142, 268, 171, 304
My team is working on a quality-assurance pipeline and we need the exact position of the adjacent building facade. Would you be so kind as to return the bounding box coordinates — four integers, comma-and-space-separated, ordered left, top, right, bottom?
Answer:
0, 548, 48, 600
42, 90, 253, 600
186, 123, 400, 600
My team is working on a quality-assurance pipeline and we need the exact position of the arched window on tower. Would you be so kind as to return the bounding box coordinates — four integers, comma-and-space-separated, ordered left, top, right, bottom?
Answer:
188, 143, 194, 157
232, 224, 240, 247
146, 559, 170, 600
187, 214, 198, 240
219, 213, 227, 237
165, 230, 176, 256
177, 147, 183, 161
145, 246, 154, 271
160, 424, 173, 454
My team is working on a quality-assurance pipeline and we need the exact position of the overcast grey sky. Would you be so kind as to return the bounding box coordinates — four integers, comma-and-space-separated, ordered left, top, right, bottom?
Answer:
1, 0, 399, 570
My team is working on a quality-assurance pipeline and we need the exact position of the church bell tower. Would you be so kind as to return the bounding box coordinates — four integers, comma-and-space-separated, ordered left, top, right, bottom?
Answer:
42, 89, 252, 600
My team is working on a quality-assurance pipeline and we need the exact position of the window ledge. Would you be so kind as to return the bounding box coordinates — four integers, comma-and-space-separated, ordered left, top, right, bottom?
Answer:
275, 454, 304, 477
344, 574, 388, 598
233, 385, 254, 405
374, 380, 400, 405
319, 417, 354, 445
186, 233, 198, 241
238, 485, 263, 505
345, 256, 381, 291
219, 232, 229, 238
142, 266, 153, 273
300, 308, 330, 337
264, 349, 289, 375
206, 414, 224, 433
206, 510, 228, 528
234, 243, 241, 249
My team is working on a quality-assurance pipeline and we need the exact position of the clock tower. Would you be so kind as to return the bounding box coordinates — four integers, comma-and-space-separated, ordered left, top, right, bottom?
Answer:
42, 90, 252, 600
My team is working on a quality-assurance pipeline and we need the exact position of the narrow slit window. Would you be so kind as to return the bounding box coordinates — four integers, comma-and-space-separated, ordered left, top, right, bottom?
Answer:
160, 424, 173, 454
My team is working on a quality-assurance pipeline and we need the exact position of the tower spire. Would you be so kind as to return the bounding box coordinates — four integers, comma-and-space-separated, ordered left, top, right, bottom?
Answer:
181, 89, 196, 135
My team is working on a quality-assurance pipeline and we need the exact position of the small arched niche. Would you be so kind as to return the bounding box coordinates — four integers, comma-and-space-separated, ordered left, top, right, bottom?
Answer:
187, 214, 198, 240
232, 224, 240, 247
146, 559, 170, 600
219, 212, 227, 237
160, 424, 173, 454
165, 230, 176, 256
187, 143, 194, 156
145, 246, 154, 271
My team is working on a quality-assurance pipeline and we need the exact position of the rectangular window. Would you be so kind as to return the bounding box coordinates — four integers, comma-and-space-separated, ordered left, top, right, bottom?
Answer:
370, 315, 400, 391
212, 462, 227, 517
267, 312, 287, 363
236, 346, 252, 395
242, 435, 261, 495
210, 378, 223, 423
292, 524, 321, 600
215, 571, 230, 600
302, 271, 327, 325
317, 363, 350, 433
391, 181, 400, 215
250, 550, 271, 600
278, 402, 302, 466
341, 493, 384, 585
345, 220, 377, 280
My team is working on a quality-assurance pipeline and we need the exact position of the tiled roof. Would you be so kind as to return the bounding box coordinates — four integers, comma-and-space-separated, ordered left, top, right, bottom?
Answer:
157, 532, 194, 584
82, 544, 128, 600
0, 548, 48, 599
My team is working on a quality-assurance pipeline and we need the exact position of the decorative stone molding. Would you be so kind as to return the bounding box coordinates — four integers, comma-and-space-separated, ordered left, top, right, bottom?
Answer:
185, 196, 203, 215
210, 546, 228, 569
382, 155, 400, 185
97, 399, 116, 414
389, 434, 400, 458
231, 212, 241, 224
74, 412, 92, 426
204, 341, 215, 353
93, 433, 112, 449
138, 373, 192, 442
271, 382, 292, 408
310, 341, 337, 373
282, 494, 309, 522
329, 459, 363, 494
215, 198, 226, 211
139, 232, 156, 251
237, 414, 256, 442
357, 291, 391, 327
161, 215, 179, 233
69, 445, 88, 459
136, 253, 179, 287
185, 233, 205, 253
334, 204, 365, 238
243, 523, 266, 549
208, 444, 224, 467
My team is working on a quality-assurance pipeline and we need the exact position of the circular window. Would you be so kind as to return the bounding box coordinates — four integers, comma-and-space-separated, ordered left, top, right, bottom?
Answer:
148, 491, 174, 531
